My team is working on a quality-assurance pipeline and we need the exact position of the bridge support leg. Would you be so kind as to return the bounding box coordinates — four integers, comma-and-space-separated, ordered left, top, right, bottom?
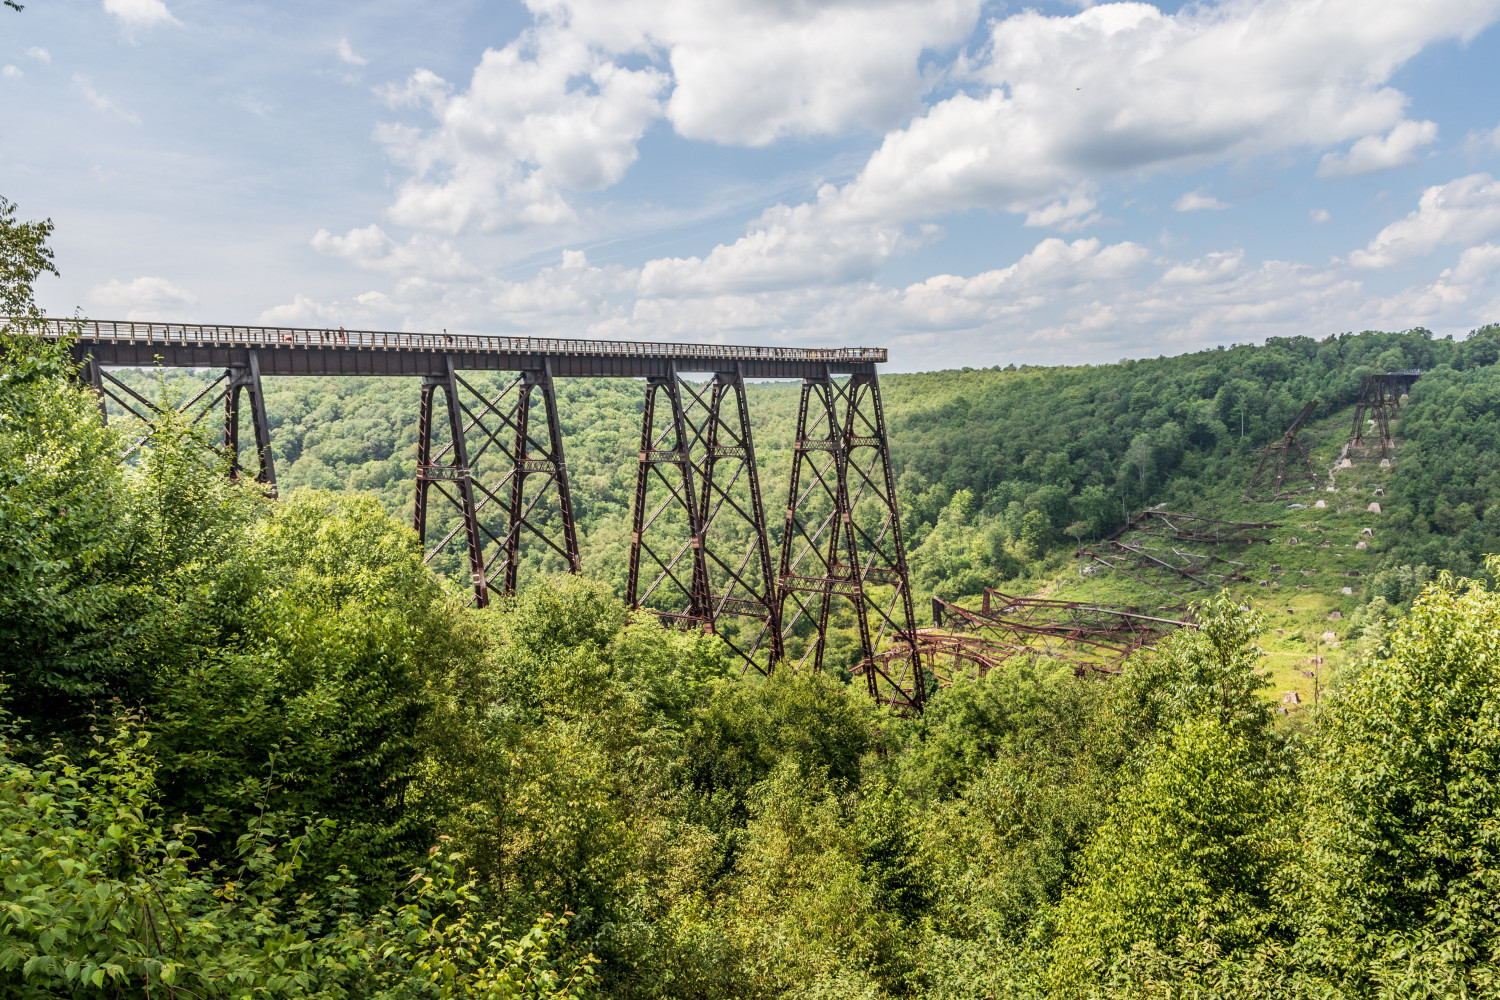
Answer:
627, 367, 784, 672
777, 370, 923, 712
224, 352, 277, 492
77, 356, 108, 425
500, 361, 582, 592
416, 361, 580, 604
695, 367, 783, 671
414, 358, 488, 607
628, 368, 712, 630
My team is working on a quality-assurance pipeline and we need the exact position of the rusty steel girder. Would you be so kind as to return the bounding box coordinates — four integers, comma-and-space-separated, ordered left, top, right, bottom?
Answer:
414, 358, 581, 607
931, 590, 1190, 667
627, 365, 784, 674
1347, 372, 1419, 460
778, 370, 922, 712
1079, 510, 1280, 596
83, 354, 277, 492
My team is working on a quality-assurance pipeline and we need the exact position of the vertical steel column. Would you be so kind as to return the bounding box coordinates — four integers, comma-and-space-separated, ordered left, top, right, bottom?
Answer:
843, 372, 923, 712
1350, 375, 1398, 459
418, 364, 580, 599
225, 352, 277, 491
224, 370, 240, 474
502, 376, 535, 594
80, 356, 108, 425
537, 359, 583, 576
492, 362, 581, 592
627, 368, 711, 626
778, 374, 844, 671
692, 365, 784, 670
777, 368, 923, 712
414, 358, 488, 606
246, 352, 277, 492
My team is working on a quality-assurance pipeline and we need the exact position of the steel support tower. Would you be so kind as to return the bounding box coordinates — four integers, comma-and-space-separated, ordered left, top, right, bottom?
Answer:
778, 370, 923, 711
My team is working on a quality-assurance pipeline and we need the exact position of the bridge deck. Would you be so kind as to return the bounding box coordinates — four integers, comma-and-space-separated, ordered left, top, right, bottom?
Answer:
43, 319, 883, 379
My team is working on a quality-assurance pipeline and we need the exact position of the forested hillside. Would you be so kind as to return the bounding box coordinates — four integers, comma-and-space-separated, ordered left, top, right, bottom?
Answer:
8, 202, 1500, 998
113, 320, 1500, 616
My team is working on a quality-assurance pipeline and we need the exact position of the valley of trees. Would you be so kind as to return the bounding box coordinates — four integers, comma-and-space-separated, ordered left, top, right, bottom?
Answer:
7, 199, 1500, 999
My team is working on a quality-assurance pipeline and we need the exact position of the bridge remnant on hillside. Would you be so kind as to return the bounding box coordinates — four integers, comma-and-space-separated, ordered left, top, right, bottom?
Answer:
1244, 399, 1319, 502
47, 318, 922, 708
1345, 370, 1421, 461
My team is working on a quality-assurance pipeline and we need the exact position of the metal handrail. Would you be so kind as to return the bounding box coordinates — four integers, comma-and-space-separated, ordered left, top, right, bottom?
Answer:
27, 317, 887, 364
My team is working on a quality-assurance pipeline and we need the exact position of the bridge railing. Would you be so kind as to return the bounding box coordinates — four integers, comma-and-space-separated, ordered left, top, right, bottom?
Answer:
31, 318, 887, 364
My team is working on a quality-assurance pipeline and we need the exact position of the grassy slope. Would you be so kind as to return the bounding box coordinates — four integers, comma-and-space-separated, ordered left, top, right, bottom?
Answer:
1013, 404, 1398, 710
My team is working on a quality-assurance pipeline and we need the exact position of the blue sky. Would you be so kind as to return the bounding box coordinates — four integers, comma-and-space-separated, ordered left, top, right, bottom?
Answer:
4, 0, 1500, 371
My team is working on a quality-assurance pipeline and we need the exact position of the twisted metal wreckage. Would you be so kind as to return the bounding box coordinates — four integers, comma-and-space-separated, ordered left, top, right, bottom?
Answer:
1079, 509, 1280, 596
905, 589, 1192, 685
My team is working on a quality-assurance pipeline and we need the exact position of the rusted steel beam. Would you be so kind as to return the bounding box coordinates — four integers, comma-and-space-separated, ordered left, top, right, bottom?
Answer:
46, 317, 885, 380
777, 370, 922, 712
628, 369, 713, 631
414, 359, 488, 606
225, 353, 277, 492
628, 367, 784, 674
416, 365, 582, 606
1347, 372, 1418, 460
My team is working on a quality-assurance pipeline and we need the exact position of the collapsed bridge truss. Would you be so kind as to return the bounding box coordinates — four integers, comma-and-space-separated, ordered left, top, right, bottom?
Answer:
875, 589, 1191, 689
1245, 399, 1319, 502
49, 318, 918, 700
1079, 509, 1279, 596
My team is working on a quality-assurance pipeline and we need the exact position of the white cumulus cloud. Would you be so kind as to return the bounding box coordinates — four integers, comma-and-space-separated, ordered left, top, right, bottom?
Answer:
826, 0, 1499, 225
1351, 173, 1500, 268
311, 225, 475, 279
102, 0, 179, 34
529, 0, 982, 147
88, 276, 196, 320
26, 46, 51, 64
377, 27, 668, 232
1174, 190, 1228, 212
1317, 119, 1438, 178
2, 66, 21, 80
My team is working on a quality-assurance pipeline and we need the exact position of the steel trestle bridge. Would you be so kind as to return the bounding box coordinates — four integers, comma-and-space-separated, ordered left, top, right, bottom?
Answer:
42, 318, 924, 712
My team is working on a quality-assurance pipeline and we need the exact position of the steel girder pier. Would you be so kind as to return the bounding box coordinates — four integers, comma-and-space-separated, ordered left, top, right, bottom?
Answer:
778, 369, 923, 712
414, 358, 581, 607
1346, 372, 1420, 460
626, 365, 784, 673
225, 353, 278, 492
82, 351, 276, 490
